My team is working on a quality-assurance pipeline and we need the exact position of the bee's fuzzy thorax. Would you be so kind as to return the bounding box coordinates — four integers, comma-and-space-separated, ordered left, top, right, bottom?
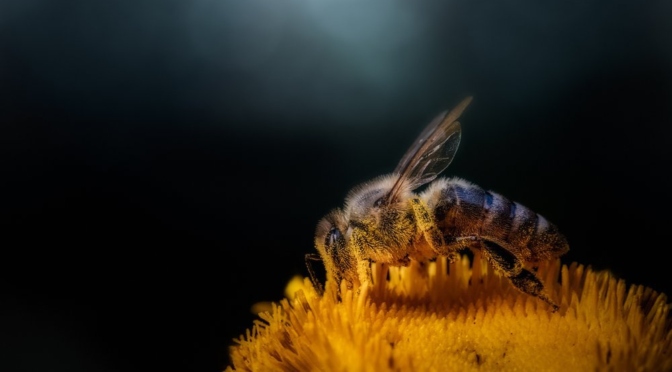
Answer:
344, 174, 400, 203
343, 174, 412, 215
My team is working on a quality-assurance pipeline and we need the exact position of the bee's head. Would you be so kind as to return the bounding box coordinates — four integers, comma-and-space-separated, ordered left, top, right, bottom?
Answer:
314, 209, 357, 285
314, 175, 414, 286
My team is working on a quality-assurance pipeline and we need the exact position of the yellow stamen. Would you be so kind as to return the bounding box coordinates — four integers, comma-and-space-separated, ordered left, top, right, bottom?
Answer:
227, 255, 672, 371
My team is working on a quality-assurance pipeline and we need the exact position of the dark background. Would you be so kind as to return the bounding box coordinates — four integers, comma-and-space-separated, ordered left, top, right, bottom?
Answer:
1, 0, 671, 371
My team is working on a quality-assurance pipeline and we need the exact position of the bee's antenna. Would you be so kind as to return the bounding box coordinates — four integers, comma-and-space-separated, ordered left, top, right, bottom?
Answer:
305, 253, 325, 295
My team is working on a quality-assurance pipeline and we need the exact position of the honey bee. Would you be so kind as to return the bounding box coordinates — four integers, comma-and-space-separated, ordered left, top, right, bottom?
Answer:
308, 97, 569, 310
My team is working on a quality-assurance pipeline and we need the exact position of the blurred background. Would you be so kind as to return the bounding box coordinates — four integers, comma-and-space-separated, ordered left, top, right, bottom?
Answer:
1, 0, 671, 371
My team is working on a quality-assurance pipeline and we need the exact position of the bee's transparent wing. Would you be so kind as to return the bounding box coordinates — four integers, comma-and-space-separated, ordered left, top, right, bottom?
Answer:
391, 118, 462, 191
385, 97, 472, 204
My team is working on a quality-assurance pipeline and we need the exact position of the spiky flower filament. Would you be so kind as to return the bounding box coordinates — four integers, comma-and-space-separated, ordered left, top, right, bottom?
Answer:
227, 255, 671, 372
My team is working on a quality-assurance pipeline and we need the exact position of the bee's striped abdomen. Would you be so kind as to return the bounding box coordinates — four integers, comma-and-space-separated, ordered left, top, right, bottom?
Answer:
501, 199, 539, 259
433, 179, 484, 238
431, 178, 569, 261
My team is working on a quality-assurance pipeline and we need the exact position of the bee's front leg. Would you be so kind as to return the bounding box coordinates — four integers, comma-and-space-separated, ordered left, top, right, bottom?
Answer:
349, 228, 376, 288
356, 259, 373, 288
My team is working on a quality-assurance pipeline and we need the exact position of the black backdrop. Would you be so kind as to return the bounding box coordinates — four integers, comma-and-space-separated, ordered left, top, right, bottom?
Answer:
1, 1, 671, 371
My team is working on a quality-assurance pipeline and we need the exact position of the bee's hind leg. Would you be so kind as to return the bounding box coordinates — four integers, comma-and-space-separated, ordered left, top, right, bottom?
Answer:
479, 240, 559, 311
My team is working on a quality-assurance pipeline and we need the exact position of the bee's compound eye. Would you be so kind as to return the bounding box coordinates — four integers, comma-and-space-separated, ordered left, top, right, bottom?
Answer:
326, 227, 343, 247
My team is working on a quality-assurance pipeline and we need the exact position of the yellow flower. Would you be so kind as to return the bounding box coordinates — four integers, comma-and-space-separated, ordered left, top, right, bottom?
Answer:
226, 255, 671, 371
